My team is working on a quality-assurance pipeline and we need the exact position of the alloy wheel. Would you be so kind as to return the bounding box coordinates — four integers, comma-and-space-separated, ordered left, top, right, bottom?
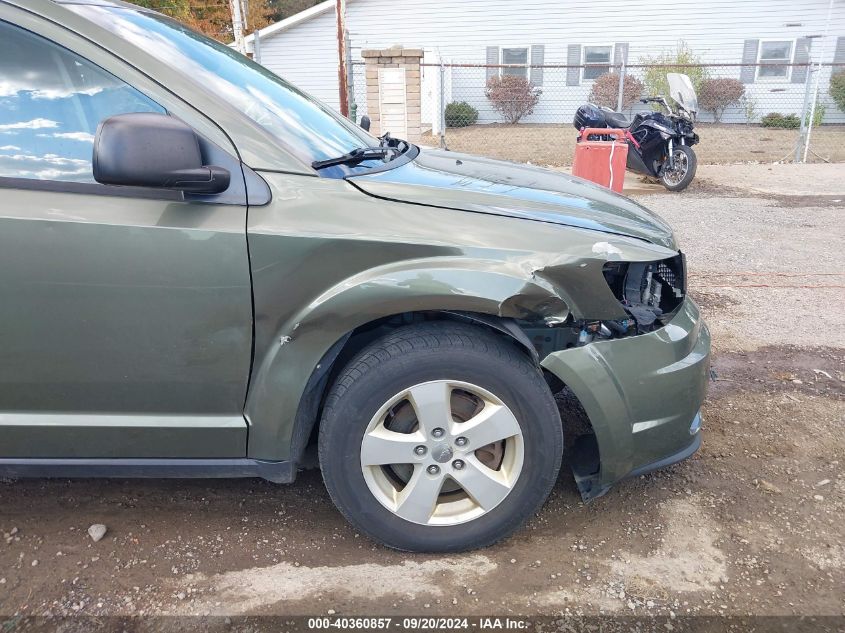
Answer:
360, 380, 524, 526
662, 148, 690, 187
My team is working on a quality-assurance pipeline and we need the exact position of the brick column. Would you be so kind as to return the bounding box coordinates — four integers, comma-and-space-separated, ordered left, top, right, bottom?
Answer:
361, 46, 424, 143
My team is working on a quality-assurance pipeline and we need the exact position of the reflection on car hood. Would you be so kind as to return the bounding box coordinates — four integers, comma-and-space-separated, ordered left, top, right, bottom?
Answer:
348, 148, 676, 249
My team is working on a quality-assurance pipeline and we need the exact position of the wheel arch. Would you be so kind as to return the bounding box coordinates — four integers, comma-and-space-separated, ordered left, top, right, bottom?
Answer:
244, 262, 575, 463
280, 309, 545, 471
284, 315, 606, 489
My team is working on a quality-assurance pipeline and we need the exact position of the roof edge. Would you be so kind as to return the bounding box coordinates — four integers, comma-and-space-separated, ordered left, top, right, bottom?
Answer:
244, 0, 336, 44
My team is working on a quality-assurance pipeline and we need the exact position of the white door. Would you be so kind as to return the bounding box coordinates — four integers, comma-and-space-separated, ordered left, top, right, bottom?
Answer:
378, 67, 407, 138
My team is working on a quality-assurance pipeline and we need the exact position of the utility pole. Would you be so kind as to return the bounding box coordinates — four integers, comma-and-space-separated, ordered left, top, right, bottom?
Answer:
336, 0, 349, 117
230, 0, 245, 55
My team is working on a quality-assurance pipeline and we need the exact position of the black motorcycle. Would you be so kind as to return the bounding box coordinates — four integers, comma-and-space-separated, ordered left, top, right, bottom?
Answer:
574, 72, 700, 191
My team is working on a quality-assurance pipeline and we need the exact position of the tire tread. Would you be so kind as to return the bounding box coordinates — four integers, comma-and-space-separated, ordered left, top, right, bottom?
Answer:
318, 321, 562, 552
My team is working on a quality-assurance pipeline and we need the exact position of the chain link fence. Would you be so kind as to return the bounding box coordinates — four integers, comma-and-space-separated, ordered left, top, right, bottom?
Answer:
352, 61, 845, 166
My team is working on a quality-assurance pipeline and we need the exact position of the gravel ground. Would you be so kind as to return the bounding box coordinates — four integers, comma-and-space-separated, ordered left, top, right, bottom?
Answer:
0, 167, 843, 629
421, 123, 845, 166
638, 179, 845, 350
695, 163, 845, 197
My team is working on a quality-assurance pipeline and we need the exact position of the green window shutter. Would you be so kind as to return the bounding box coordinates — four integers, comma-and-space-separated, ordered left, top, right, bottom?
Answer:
486, 46, 499, 83
792, 38, 811, 84
567, 44, 581, 86
740, 39, 759, 84
613, 42, 629, 68
530, 44, 544, 86
833, 36, 845, 64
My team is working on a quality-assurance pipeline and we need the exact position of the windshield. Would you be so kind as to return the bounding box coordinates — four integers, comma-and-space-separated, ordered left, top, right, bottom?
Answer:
666, 73, 698, 114
68, 4, 380, 169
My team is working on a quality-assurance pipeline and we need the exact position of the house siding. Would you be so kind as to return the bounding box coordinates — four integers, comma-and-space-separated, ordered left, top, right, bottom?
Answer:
256, 7, 340, 109
256, 0, 845, 125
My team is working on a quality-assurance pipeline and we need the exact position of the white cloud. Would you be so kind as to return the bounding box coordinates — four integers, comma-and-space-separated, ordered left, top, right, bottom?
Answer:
42, 131, 96, 143
1, 152, 89, 167
0, 82, 18, 98
0, 118, 59, 131
0, 144, 21, 151
0, 80, 105, 101
0, 151, 90, 181
36, 86, 104, 100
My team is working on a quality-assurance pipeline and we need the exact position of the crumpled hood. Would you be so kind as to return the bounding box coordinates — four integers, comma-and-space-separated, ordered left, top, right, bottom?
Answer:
348, 148, 676, 249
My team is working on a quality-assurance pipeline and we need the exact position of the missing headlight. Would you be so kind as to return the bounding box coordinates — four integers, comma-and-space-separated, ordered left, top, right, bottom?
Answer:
603, 253, 686, 332
518, 254, 686, 358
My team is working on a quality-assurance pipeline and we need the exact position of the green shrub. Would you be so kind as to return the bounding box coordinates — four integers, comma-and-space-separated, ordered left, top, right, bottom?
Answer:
639, 41, 709, 110
588, 72, 644, 110
761, 112, 801, 129
740, 94, 759, 124
830, 72, 845, 112
444, 101, 478, 127
698, 78, 745, 122
804, 102, 826, 127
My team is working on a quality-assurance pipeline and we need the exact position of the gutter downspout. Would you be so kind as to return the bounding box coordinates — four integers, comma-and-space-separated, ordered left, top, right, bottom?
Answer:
230, 0, 245, 54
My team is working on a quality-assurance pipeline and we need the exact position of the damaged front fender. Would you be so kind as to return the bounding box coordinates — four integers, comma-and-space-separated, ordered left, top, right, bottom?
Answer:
243, 172, 685, 463
244, 260, 577, 460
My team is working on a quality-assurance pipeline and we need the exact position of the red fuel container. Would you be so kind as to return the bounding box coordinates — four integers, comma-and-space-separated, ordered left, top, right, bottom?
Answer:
572, 127, 628, 193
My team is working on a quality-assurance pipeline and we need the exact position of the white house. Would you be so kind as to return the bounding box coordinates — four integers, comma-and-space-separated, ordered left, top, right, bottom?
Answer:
245, 0, 845, 127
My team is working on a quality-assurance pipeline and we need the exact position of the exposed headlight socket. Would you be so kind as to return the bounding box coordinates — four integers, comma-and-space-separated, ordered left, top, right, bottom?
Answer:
602, 253, 686, 333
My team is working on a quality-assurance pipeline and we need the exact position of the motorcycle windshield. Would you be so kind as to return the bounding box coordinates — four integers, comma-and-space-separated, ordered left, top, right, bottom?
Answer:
667, 73, 698, 114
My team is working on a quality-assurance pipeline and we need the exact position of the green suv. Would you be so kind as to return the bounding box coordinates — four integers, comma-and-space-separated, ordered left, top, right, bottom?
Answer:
0, 0, 710, 552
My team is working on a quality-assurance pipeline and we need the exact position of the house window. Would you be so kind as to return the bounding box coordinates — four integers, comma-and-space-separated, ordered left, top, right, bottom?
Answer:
583, 45, 613, 80
757, 40, 793, 80
501, 47, 529, 79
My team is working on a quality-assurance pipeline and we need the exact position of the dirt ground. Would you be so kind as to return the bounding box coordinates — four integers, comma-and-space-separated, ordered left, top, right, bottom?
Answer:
1, 167, 844, 628
421, 122, 845, 166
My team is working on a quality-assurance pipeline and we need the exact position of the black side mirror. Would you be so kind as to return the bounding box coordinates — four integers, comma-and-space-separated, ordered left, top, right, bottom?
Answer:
93, 113, 230, 194
360, 115, 371, 132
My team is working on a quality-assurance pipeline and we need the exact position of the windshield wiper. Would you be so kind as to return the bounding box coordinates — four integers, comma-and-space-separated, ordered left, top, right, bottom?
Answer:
312, 146, 396, 170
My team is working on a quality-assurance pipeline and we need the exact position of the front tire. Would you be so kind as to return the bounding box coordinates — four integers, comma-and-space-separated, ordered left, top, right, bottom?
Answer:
318, 322, 563, 552
660, 144, 697, 191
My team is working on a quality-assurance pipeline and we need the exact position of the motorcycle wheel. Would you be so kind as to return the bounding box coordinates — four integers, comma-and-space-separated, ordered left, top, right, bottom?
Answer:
660, 145, 697, 192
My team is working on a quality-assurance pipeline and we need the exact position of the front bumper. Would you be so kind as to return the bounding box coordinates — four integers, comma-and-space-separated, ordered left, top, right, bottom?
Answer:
541, 297, 710, 499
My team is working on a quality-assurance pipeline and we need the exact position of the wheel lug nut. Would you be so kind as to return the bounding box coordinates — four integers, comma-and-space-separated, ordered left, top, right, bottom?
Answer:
431, 427, 445, 439
427, 465, 440, 475
455, 436, 468, 447
414, 445, 427, 456
452, 459, 465, 470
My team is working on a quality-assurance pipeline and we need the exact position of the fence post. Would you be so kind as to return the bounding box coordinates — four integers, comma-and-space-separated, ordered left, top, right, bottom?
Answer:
803, 0, 834, 163
616, 58, 626, 112
439, 62, 447, 149
795, 38, 815, 163
802, 70, 821, 163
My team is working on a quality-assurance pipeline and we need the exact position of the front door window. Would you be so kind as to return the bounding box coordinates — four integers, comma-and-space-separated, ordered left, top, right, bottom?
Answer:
0, 20, 164, 182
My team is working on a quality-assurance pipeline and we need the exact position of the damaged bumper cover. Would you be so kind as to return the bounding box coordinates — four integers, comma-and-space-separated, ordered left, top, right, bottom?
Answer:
541, 296, 710, 500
